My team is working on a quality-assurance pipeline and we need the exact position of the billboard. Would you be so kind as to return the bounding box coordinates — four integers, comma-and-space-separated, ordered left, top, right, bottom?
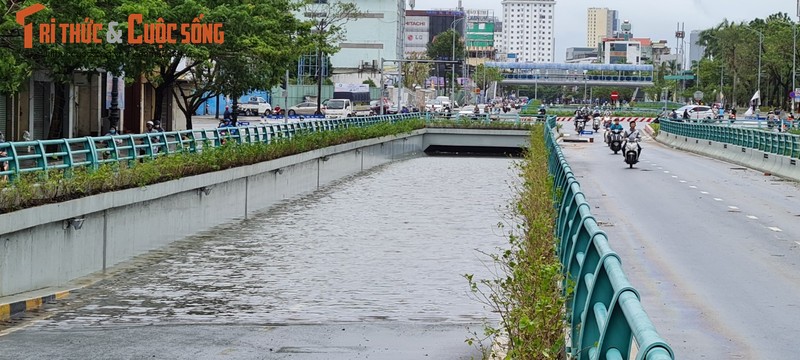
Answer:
334, 83, 369, 92
404, 16, 429, 56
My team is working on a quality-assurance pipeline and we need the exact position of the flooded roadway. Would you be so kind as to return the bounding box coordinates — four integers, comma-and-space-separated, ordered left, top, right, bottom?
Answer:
0, 156, 520, 359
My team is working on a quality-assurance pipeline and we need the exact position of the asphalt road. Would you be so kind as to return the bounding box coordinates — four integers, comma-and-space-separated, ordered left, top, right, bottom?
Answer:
559, 130, 800, 359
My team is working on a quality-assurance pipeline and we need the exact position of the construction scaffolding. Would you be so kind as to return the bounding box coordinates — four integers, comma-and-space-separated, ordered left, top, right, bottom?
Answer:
297, 53, 329, 86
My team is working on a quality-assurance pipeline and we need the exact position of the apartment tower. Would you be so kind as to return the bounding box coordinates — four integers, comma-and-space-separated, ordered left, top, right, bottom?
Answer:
501, 0, 556, 62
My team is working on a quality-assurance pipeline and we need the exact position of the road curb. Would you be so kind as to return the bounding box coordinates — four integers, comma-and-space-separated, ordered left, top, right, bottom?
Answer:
0, 290, 70, 321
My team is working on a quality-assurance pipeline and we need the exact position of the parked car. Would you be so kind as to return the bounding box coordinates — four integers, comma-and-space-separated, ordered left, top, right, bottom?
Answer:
676, 105, 714, 122
288, 102, 324, 116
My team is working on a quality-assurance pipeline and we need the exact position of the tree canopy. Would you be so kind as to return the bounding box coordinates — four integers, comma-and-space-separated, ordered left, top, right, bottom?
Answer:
426, 29, 465, 61
693, 12, 795, 108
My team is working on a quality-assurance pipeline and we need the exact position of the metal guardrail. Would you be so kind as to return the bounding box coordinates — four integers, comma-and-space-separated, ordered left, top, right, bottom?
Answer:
423, 112, 546, 123
659, 119, 800, 159
0, 113, 421, 181
544, 116, 674, 360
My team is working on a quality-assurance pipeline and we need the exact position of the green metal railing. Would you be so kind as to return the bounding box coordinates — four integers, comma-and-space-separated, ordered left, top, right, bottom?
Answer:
0, 114, 420, 181
659, 119, 800, 159
545, 116, 674, 360
424, 112, 546, 123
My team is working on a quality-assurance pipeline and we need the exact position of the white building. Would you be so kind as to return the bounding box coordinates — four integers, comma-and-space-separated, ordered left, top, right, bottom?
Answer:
304, 0, 406, 85
604, 41, 641, 65
501, 0, 556, 63
587, 7, 616, 48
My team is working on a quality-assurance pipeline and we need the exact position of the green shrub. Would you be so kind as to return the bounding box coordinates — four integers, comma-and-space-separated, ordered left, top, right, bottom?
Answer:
466, 124, 565, 359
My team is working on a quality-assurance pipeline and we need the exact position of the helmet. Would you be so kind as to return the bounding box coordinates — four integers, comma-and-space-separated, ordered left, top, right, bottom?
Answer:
146, 121, 154, 126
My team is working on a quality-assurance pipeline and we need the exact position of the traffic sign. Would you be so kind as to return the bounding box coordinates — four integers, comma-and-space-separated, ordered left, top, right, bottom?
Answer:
693, 91, 704, 101
611, 91, 619, 100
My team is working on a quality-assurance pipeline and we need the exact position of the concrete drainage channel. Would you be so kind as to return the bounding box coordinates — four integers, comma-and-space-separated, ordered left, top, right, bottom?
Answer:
0, 128, 531, 321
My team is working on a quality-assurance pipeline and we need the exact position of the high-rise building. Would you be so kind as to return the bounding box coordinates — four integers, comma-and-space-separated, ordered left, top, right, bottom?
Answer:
689, 30, 705, 64
501, 0, 556, 63
587, 7, 616, 48
609, 10, 619, 34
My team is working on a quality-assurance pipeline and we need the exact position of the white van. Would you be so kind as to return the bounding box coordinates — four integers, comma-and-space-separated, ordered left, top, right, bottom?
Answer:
325, 99, 353, 119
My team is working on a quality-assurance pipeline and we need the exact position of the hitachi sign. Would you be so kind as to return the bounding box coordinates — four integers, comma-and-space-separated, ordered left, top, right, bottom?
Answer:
406, 21, 426, 26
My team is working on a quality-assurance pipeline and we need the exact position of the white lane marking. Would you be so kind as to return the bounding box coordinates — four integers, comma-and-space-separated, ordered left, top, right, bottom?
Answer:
747, 215, 759, 220
795, 241, 800, 246
714, 198, 723, 201
680, 180, 687, 183
664, 171, 670, 173
652, 164, 658, 166
728, 206, 739, 210
689, 185, 697, 188
701, 191, 709, 194
658, 167, 663, 170
768, 227, 782, 232
671, 175, 678, 178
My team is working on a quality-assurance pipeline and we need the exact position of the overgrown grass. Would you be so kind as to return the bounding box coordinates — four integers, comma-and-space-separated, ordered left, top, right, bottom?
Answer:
466, 124, 565, 359
650, 123, 660, 137
0, 119, 425, 213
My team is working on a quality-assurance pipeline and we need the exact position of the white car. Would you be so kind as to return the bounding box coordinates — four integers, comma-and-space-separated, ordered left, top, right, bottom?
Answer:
676, 105, 714, 122
458, 105, 486, 117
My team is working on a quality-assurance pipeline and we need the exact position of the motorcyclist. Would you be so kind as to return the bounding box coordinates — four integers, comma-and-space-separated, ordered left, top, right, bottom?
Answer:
605, 118, 624, 143
623, 121, 642, 159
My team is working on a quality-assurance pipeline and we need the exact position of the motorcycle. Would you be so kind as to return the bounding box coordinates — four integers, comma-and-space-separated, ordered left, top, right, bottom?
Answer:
624, 140, 640, 168
592, 116, 601, 131
608, 129, 623, 154
575, 117, 586, 134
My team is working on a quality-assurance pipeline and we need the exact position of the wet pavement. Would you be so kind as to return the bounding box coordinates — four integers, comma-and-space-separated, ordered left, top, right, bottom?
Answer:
0, 156, 520, 359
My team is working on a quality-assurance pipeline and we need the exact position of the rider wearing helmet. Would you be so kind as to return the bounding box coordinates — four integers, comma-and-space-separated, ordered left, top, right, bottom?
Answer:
623, 121, 642, 159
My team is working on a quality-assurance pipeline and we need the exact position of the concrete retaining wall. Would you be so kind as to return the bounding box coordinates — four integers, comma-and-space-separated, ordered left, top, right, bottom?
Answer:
653, 130, 800, 182
0, 128, 530, 297
0, 131, 425, 297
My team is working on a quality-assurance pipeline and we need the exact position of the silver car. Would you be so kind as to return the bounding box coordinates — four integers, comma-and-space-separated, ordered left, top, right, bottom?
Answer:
287, 102, 324, 116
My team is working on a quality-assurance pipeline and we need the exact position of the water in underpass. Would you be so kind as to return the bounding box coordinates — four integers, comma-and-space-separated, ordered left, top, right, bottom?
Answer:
31, 156, 520, 330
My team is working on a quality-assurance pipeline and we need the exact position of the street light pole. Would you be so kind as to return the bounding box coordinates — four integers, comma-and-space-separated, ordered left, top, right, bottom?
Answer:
741, 26, 764, 108
450, 17, 464, 100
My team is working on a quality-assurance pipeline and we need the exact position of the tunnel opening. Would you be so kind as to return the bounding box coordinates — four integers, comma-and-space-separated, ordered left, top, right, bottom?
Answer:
424, 145, 525, 157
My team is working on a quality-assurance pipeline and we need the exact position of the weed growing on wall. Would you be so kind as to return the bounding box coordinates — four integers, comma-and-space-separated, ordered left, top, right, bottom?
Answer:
650, 123, 660, 137
465, 124, 566, 359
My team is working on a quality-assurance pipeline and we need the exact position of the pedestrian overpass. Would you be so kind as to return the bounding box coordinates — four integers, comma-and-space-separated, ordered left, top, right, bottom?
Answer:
485, 62, 654, 87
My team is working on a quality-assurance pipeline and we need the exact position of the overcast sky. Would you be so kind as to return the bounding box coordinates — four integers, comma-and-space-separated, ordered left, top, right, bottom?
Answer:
418, 0, 797, 61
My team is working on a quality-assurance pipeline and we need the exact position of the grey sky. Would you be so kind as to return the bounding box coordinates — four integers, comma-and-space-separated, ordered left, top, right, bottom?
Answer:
418, 0, 796, 61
